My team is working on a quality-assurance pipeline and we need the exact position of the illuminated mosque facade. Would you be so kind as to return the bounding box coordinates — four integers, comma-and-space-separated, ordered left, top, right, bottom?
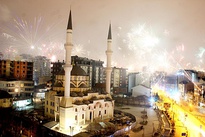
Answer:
44, 10, 114, 135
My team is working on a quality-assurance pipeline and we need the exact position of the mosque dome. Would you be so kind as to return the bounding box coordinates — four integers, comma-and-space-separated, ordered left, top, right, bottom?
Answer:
57, 69, 65, 75
71, 65, 87, 76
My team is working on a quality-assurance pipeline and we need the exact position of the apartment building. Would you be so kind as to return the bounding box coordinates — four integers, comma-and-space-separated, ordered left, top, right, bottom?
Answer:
33, 56, 51, 85
0, 60, 33, 80
0, 59, 34, 107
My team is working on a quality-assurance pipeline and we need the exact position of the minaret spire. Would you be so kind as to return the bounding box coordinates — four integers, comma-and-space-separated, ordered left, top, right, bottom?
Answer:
67, 10, 72, 30
108, 23, 112, 39
106, 23, 113, 94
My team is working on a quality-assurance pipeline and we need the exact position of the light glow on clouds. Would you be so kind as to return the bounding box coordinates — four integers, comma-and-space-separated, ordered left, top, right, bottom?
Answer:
1, 0, 205, 73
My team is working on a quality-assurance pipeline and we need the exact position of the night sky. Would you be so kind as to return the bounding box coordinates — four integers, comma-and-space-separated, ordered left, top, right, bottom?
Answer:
1, 0, 205, 73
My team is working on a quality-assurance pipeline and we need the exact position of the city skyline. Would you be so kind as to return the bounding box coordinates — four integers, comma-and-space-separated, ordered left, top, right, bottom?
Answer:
1, 0, 205, 73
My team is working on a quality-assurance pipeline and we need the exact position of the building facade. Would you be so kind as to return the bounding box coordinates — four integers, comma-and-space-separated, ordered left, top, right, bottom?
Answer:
0, 60, 33, 80
33, 56, 51, 85
111, 67, 128, 94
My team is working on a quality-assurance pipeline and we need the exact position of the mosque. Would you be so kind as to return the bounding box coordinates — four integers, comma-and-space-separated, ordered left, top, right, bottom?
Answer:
44, 10, 114, 136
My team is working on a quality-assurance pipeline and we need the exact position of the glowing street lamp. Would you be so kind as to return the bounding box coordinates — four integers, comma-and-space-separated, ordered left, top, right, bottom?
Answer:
189, 103, 193, 112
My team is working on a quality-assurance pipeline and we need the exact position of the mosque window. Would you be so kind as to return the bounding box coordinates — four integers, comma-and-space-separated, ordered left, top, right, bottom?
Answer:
75, 108, 77, 112
105, 110, 106, 114
82, 114, 84, 119
75, 115, 77, 120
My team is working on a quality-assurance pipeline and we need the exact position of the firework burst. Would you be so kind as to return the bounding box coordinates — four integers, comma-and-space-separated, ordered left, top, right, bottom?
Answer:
119, 23, 193, 74
1, 14, 66, 61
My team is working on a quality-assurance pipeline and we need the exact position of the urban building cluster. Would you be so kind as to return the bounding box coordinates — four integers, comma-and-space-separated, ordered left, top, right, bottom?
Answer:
155, 70, 205, 107
1, 54, 205, 112
0, 55, 128, 110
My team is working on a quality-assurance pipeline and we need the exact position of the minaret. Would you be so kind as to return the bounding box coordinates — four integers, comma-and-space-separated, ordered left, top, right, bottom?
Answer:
64, 10, 73, 98
106, 24, 113, 94
59, 10, 74, 131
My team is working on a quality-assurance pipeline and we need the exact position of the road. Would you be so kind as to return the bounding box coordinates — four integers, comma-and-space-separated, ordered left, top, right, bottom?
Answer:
174, 102, 205, 137
163, 97, 205, 137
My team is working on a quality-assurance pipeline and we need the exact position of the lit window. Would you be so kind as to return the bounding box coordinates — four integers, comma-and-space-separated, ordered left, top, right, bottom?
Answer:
20, 84, 24, 87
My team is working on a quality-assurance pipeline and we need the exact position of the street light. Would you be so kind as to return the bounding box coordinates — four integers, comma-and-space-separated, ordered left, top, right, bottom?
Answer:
189, 103, 192, 112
